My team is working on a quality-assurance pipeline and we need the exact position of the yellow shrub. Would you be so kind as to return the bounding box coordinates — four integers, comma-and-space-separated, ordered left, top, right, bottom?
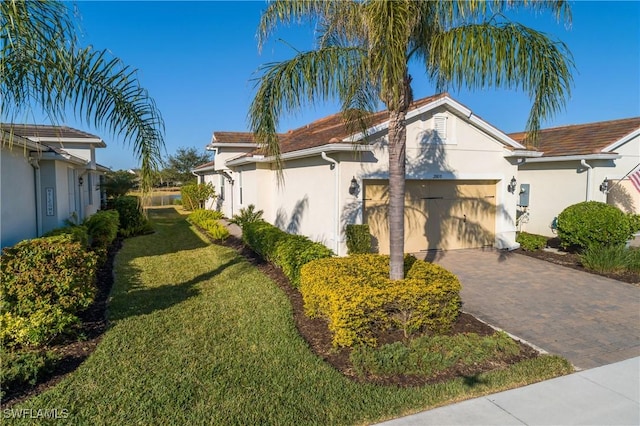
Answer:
300, 254, 461, 347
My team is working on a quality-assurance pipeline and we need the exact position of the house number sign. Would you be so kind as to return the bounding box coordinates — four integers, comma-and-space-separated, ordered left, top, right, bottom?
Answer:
46, 187, 54, 216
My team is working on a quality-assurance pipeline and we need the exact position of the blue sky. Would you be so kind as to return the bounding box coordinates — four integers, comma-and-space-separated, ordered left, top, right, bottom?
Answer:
35, 1, 640, 170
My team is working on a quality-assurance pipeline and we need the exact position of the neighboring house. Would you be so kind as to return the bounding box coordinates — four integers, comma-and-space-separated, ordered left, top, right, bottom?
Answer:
200, 93, 543, 256
511, 117, 640, 237
1, 124, 109, 248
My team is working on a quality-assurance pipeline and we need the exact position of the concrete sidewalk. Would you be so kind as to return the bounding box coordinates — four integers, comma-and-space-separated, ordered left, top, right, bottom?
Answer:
378, 356, 640, 426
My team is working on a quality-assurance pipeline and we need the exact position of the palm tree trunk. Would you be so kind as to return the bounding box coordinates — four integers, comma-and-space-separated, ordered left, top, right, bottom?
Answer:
387, 76, 412, 280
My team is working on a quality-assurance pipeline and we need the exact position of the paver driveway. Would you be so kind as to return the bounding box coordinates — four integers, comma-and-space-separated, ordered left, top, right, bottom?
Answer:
426, 248, 640, 370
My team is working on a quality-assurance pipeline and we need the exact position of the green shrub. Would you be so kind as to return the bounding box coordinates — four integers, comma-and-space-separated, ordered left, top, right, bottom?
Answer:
243, 221, 334, 287
0, 348, 61, 398
188, 209, 223, 223
1, 236, 97, 348
516, 232, 547, 251
580, 244, 629, 273
187, 209, 229, 240
628, 214, 640, 234
181, 183, 216, 211
229, 204, 264, 229
113, 196, 153, 237
300, 254, 461, 347
350, 331, 520, 378
627, 248, 640, 273
345, 224, 372, 254
43, 225, 89, 248
85, 210, 119, 250
557, 201, 633, 250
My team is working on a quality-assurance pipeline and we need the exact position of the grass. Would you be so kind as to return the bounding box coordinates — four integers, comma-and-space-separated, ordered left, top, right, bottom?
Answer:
580, 244, 640, 274
6, 207, 572, 425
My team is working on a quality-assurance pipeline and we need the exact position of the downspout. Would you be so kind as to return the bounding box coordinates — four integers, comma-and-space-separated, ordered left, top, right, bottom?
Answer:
580, 159, 592, 201
321, 152, 340, 255
28, 157, 43, 236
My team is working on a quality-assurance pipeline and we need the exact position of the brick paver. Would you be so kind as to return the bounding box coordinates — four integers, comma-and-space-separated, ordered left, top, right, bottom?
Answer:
426, 248, 640, 370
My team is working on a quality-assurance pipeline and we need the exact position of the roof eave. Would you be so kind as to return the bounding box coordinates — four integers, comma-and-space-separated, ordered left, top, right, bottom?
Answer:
28, 136, 106, 147
525, 153, 622, 163
504, 150, 544, 158
601, 128, 640, 152
226, 143, 373, 167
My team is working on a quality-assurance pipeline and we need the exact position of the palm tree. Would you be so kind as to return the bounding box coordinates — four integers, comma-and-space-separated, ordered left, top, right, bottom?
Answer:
1, 0, 164, 190
249, 0, 574, 280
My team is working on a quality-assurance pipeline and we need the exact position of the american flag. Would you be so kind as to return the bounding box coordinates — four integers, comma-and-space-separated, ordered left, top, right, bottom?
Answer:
630, 168, 640, 193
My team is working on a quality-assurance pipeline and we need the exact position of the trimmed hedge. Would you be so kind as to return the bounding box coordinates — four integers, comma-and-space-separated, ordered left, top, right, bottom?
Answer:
113, 196, 153, 237
85, 210, 120, 250
243, 221, 334, 287
188, 209, 229, 241
557, 201, 633, 249
43, 225, 89, 249
1, 235, 97, 348
516, 232, 547, 251
345, 224, 372, 254
300, 254, 461, 348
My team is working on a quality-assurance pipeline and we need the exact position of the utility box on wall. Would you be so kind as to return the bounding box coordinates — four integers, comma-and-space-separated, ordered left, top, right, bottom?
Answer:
518, 184, 530, 207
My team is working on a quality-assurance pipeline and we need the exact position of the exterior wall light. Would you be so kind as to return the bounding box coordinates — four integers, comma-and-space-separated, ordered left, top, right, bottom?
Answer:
78, 176, 84, 186
599, 178, 609, 193
507, 176, 517, 194
348, 176, 360, 196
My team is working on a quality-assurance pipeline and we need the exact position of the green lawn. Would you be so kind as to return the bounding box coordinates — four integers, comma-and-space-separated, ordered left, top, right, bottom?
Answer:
7, 207, 571, 425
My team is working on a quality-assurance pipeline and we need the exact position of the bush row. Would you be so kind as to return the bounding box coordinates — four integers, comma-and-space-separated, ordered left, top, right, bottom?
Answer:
242, 221, 334, 287
188, 209, 229, 241
1, 235, 97, 348
112, 196, 153, 237
300, 254, 461, 347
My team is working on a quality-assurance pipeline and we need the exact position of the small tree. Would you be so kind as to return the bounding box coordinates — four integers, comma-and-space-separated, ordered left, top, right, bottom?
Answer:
181, 183, 216, 211
162, 147, 212, 185
101, 170, 138, 198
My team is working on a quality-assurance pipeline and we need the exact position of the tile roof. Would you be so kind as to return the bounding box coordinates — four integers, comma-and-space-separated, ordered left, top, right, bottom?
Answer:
0, 123, 102, 140
508, 117, 640, 157
213, 93, 449, 155
192, 160, 215, 171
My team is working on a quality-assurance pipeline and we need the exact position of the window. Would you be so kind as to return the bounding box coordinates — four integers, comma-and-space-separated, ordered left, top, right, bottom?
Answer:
87, 173, 93, 205
238, 171, 243, 205
220, 174, 225, 201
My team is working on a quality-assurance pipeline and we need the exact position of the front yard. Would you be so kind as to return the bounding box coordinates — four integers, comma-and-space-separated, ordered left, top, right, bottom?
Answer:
6, 207, 571, 424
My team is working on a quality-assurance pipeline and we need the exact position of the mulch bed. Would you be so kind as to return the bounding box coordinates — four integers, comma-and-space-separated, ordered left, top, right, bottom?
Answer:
516, 238, 640, 286
3, 233, 540, 406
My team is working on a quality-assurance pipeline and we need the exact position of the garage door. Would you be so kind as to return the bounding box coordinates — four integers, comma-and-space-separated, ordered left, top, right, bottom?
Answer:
364, 180, 497, 253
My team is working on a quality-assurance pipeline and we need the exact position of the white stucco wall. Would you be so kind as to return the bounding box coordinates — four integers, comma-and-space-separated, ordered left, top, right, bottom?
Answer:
221, 105, 521, 255
518, 135, 639, 237
1, 146, 37, 248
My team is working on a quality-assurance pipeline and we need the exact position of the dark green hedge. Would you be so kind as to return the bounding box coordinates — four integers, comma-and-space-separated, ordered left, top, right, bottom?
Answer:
242, 221, 333, 287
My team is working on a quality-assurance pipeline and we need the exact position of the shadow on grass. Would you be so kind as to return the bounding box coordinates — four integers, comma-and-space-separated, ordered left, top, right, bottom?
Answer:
110, 256, 244, 321
462, 374, 488, 388
109, 207, 243, 321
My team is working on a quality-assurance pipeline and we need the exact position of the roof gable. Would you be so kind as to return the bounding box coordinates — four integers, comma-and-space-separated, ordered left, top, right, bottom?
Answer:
508, 117, 640, 157
213, 93, 523, 161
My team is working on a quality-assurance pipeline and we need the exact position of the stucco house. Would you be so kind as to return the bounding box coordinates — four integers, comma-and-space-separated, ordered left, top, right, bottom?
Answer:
511, 117, 640, 237
195, 93, 551, 256
1, 124, 109, 248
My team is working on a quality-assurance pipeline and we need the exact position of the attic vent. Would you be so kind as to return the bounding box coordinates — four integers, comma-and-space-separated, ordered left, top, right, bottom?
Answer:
434, 114, 447, 141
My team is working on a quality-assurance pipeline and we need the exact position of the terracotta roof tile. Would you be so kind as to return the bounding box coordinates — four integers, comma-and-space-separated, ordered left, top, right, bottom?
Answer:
0, 123, 101, 140
213, 93, 449, 156
193, 160, 215, 170
508, 117, 640, 157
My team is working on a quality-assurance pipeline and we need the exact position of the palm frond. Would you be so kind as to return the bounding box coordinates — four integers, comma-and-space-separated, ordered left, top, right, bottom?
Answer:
429, 22, 574, 144
0, 0, 164, 191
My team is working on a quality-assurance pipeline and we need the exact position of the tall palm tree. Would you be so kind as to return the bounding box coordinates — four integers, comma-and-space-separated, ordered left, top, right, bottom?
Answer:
249, 0, 574, 279
1, 0, 164, 190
